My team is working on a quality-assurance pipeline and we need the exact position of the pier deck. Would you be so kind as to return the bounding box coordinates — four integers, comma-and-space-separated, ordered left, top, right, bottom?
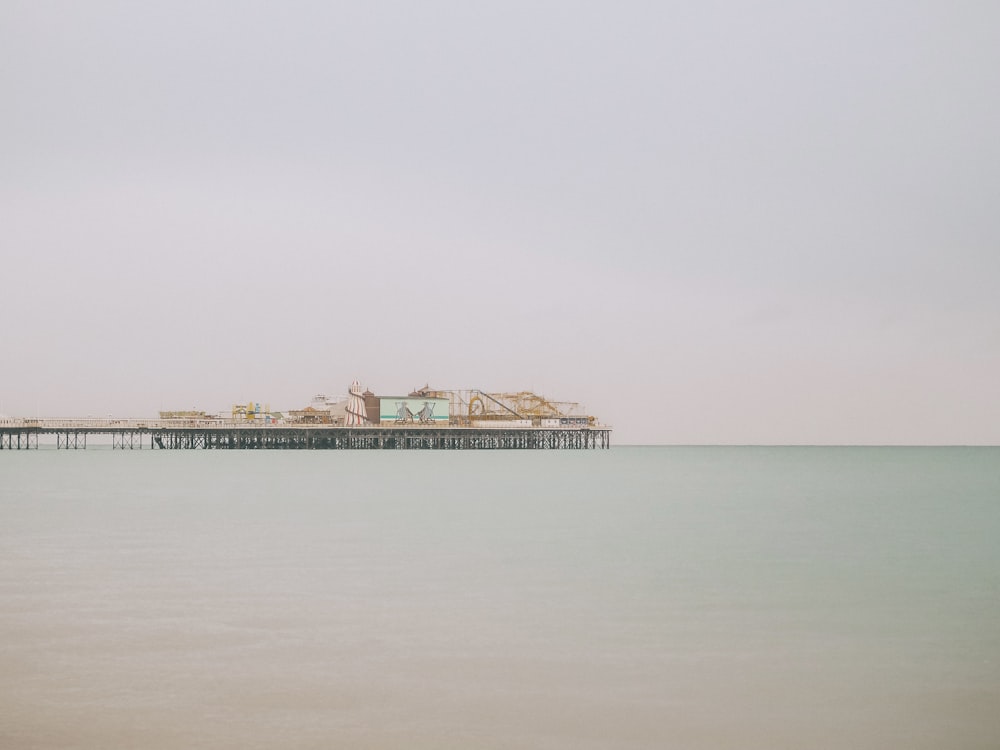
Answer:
0, 421, 611, 450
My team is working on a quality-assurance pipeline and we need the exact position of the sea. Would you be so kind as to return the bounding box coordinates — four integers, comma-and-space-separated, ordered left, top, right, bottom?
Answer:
1, 446, 998, 749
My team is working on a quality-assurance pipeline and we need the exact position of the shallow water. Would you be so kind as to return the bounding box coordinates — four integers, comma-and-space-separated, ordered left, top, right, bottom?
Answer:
2, 447, 998, 748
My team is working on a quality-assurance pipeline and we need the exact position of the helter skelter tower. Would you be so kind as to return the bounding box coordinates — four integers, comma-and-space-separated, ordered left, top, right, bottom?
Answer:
345, 380, 368, 426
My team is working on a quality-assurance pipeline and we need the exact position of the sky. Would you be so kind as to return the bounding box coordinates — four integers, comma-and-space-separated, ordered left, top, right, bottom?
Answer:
2, 1, 998, 444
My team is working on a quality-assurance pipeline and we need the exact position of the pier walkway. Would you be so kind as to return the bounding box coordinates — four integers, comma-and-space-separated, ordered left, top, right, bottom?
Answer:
0, 420, 611, 450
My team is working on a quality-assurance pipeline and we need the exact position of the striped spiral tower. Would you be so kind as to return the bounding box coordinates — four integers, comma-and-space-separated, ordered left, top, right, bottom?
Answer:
345, 380, 367, 426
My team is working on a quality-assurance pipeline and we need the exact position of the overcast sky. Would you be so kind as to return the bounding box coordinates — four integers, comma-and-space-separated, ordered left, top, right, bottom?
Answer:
2, 1, 998, 444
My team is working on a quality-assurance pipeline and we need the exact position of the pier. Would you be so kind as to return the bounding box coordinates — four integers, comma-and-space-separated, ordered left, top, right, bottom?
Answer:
0, 420, 611, 450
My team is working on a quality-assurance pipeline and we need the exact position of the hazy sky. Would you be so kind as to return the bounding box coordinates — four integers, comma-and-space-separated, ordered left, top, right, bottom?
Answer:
2, 1, 998, 444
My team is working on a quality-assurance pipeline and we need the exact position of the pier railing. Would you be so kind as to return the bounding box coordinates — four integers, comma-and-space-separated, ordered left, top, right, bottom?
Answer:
0, 419, 612, 450
8, 418, 277, 429
4, 418, 611, 431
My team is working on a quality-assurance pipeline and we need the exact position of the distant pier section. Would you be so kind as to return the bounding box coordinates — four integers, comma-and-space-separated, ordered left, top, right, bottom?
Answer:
0, 385, 611, 450
0, 420, 610, 451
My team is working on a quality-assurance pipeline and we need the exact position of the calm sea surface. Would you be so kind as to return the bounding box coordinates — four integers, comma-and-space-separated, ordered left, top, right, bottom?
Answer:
1, 447, 998, 749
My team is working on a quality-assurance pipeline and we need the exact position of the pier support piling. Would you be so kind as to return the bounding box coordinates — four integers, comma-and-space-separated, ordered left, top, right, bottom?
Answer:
2, 424, 611, 451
